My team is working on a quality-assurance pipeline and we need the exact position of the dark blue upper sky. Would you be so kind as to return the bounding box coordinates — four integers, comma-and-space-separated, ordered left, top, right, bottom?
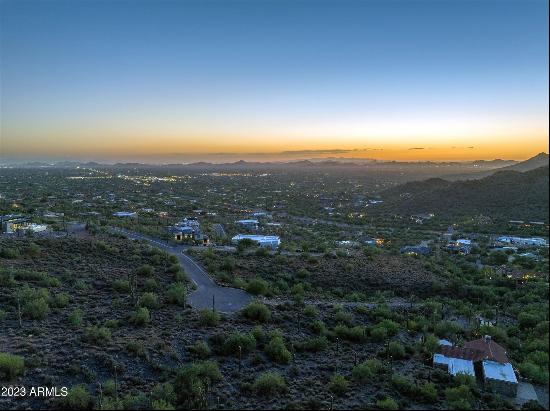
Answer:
1, 0, 548, 161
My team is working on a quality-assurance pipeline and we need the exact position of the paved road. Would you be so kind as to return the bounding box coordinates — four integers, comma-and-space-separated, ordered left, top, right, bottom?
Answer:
111, 228, 252, 314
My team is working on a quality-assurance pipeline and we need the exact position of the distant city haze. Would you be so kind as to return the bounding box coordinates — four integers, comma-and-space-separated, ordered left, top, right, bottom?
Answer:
1, 0, 548, 163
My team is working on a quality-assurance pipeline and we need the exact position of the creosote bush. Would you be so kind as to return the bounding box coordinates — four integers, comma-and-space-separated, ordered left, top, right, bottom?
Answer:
0, 353, 25, 380
242, 301, 271, 323
253, 372, 287, 396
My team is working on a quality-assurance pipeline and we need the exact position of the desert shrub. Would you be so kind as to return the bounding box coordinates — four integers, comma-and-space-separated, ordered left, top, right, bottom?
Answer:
174, 361, 221, 407
189, 340, 211, 359
131, 307, 151, 325
334, 324, 367, 342
111, 279, 130, 292
387, 341, 406, 359
144, 278, 159, 291
151, 382, 176, 406
137, 264, 154, 276
303, 305, 318, 317
418, 383, 438, 403
63, 384, 92, 409
519, 361, 549, 385
0, 309, 6, 322
334, 309, 354, 325
445, 385, 475, 409
151, 399, 175, 410
376, 397, 399, 410
138, 292, 159, 309
84, 326, 111, 344
352, 359, 384, 383
0, 247, 20, 259
391, 374, 416, 396
246, 278, 269, 295
264, 335, 291, 363
242, 301, 271, 323
0, 353, 25, 380
423, 334, 440, 354
102, 378, 117, 397
51, 292, 70, 308
253, 372, 287, 396
311, 320, 327, 335
222, 332, 256, 356
166, 283, 186, 306
295, 336, 328, 352
68, 309, 83, 327
328, 373, 348, 396
199, 309, 220, 326
369, 325, 388, 341
18, 286, 50, 320
126, 341, 148, 358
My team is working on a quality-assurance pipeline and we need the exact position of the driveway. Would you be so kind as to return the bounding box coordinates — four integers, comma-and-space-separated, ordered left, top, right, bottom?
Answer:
111, 228, 252, 314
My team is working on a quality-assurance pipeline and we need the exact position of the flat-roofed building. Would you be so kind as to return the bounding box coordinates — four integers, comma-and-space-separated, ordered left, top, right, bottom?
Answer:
231, 234, 280, 249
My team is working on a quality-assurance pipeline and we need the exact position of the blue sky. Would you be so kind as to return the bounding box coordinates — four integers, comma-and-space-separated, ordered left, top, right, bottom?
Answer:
1, 0, 548, 161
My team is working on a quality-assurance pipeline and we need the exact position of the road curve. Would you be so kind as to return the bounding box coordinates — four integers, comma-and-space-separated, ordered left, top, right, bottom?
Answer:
111, 228, 252, 314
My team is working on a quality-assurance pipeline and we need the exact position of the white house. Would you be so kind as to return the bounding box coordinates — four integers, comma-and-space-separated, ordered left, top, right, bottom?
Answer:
235, 219, 259, 229
232, 234, 280, 249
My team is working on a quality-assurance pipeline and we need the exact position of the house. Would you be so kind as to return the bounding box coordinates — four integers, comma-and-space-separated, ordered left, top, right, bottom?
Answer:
1, 215, 30, 233
112, 211, 137, 218
495, 236, 548, 247
231, 234, 280, 249
18, 223, 48, 233
170, 218, 201, 242
433, 336, 518, 397
400, 245, 430, 256
235, 219, 259, 230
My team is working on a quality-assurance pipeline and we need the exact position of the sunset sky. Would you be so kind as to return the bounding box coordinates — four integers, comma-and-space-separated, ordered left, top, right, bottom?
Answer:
1, 0, 548, 163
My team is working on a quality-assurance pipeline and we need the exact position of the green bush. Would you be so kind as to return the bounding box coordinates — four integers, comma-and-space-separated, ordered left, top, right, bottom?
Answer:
303, 305, 318, 317
253, 372, 287, 396
0, 353, 25, 380
334, 309, 354, 325
329, 373, 348, 396
137, 264, 154, 276
166, 283, 186, 306
174, 361, 221, 407
63, 384, 92, 409
138, 292, 159, 309
111, 279, 130, 292
151, 382, 176, 406
68, 309, 83, 327
0, 247, 20, 259
264, 335, 291, 363
51, 292, 70, 308
246, 278, 269, 295
84, 326, 111, 344
22, 297, 50, 320
151, 399, 175, 410
310, 320, 327, 335
242, 301, 271, 323
126, 341, 149, 358
352, 359, 384, 383
376, 397, 399, 410
189, 340, 211, 359
387, 341, 406, 359
334, 324, 367, 342
144, 278, 159, 291
295, 336, 328, 352
131, 307, 151, 326
199, 309, 220, 326
222, 332, 256, 356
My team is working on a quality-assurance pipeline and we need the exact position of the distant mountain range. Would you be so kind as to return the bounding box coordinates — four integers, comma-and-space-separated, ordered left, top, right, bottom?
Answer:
379, 155, 549, 221
0, 157, 521, 170
444, 152, 548, 181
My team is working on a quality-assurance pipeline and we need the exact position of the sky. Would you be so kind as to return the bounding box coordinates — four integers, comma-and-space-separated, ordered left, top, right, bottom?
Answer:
1, 0, 548, 163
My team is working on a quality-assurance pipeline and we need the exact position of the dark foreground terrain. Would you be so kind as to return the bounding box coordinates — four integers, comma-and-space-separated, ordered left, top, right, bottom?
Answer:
1, 234, 548, 410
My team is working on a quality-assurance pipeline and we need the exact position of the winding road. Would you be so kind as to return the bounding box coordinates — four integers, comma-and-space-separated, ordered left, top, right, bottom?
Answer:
111, 228, 252, 313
